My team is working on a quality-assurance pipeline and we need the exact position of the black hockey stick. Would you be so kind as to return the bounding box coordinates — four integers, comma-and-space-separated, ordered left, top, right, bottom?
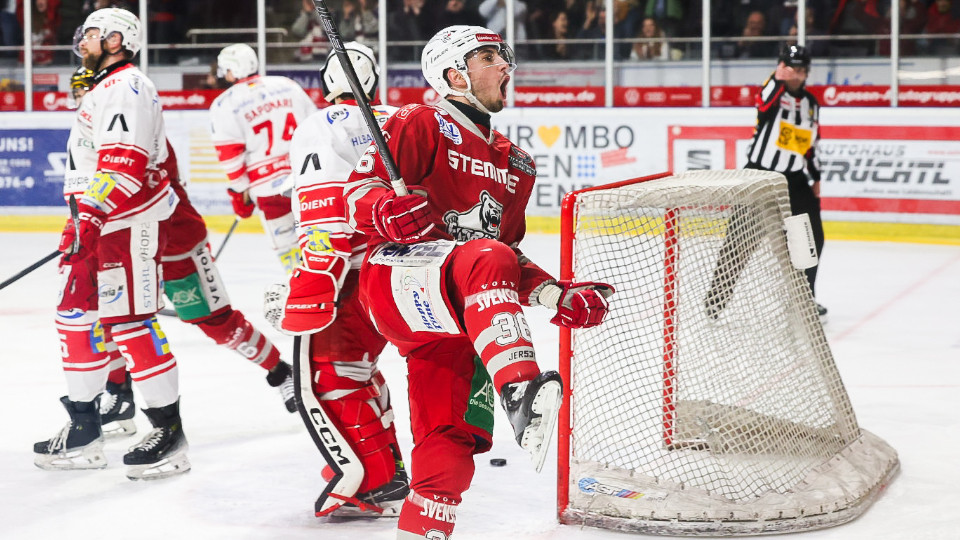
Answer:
158, 216, 241, 317
0, 195, 79, 292
311, 0, 407, 196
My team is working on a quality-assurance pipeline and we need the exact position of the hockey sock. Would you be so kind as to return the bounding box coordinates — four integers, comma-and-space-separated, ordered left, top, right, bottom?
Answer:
195, 309, 281, 371
56, 310, 112, 403
397, 491, 458, 539
108, 317, 179, 409
451, 241, 540, 391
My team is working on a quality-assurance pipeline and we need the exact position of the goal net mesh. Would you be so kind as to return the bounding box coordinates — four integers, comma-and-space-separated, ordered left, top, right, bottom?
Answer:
560, 170, 898, 535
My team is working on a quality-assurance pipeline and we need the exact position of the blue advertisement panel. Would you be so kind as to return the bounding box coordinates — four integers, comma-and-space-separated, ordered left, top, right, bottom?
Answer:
0, 129, 70, 207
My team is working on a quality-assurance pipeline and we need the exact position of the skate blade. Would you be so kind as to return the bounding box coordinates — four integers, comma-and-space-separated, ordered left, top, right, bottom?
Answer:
34, 439, 107, 471
327, 499, 403, 518
102, 419, 137, 439
125, 451, 191, 481
522, 380, 562, 473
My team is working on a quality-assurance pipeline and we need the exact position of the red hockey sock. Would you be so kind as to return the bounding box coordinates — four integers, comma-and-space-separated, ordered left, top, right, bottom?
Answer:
195, 309, 281, 371
108, 316, 178, 408
397, 491, 459, 539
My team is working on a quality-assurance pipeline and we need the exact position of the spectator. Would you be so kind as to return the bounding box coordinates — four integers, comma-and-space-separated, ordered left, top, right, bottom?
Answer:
387, 0, 432, 62
575, 0, 631, 60
338, 0, 378, 47
720, 10, 779, 59
148, 0, 185, 64
922, 0, 960, 54
643, 0, 683, 37
479, 0, 528, 41
539, 9, 571, 60
0, 1, 17, 60
17, 0, 61, 66
435, 0, 485, 30
631, 15, 676, 60
563, 0, 587, 33
786, 6, 829, 57
828, 0, 887, 56
892, 0, 927, 56
290, 0, 328, 62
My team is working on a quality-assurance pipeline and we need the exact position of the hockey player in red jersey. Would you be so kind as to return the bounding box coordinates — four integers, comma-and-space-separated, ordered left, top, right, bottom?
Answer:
342, 26, 615, 539
209, 43, 317, 275
34, 8, 189, 480
263, 42, 410, 518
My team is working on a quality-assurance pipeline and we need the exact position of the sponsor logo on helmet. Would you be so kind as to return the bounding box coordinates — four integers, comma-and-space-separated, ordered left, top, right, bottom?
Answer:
475, 33, 502, 43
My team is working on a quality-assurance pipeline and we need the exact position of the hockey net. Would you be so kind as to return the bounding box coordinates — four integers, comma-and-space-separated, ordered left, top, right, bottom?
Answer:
557, 170, 898, 536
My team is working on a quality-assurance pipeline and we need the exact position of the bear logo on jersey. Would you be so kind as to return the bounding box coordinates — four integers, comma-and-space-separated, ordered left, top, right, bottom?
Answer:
442, 190, 502, 241
435, 112, 462, 144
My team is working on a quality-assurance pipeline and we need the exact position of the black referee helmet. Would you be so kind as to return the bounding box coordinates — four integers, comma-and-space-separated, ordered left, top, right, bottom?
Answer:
778, 44, 811, 69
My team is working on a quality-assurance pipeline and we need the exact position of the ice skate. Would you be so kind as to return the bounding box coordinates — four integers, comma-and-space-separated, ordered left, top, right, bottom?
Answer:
123, 400, 190, 480
816, 303, 828, 322
500, 371, 563, 473
34, 396, 106, 470
100, 373, 137, 439
266, 361, 297, 413
324, 459, 410, 518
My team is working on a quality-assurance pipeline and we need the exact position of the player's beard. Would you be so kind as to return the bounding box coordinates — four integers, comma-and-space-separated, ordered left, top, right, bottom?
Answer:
81, 51, 103, 72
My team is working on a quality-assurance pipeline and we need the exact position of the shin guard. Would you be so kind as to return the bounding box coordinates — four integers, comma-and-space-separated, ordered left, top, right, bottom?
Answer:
57, 311, 112, 403
108, 317, 179, 409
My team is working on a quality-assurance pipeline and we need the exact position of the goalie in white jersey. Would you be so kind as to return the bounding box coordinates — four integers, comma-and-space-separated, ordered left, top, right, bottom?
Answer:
263, 42, 409, 518
209, 43, 317, 274
34, 8, 189, 480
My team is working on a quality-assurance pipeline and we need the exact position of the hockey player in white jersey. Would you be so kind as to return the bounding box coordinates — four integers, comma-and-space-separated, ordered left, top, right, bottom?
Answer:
209, 43, 317, 274
34, 8, 189, 480
263, 42, 409, 517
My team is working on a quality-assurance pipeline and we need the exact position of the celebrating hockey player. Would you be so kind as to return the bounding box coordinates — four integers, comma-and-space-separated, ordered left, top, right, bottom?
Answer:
64, 69, 297, 443
34, 8, 188, 480
209, 43, 317, 275
263, 41, 409, 518
342, 26, 615, 539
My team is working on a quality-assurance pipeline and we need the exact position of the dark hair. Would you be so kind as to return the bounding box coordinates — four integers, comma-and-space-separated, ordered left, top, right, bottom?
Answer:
779, 44, 811, 68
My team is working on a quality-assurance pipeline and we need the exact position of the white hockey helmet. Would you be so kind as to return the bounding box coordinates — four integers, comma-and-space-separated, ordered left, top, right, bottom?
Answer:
217, 43, 259, 80
421, 25, 516, 99
74, 7, 142, 57
321, 42, 379, 102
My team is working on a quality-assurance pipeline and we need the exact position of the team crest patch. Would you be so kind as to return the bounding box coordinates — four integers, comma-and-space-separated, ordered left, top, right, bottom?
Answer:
509, 146, 536, 176
326, 108, 348, 123
435, 112, 463, 144
305, 227, 334, 253
442, 190, 502, 241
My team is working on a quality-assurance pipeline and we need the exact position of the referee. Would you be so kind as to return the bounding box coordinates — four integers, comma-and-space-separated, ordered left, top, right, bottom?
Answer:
746, 44, 827, 318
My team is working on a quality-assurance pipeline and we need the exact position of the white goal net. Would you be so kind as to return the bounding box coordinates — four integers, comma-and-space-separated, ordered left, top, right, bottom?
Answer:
557, 170, 898, 535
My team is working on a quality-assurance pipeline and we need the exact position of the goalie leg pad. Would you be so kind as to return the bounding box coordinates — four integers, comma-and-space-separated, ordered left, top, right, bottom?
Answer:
195, 308, 281, 371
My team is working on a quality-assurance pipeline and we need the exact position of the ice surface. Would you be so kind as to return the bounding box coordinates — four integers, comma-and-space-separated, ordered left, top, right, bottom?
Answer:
1, 232, 957, 540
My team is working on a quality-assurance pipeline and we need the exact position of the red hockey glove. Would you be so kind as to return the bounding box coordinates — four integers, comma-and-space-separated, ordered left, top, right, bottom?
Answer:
58, 207, 105, 262
547, 280, 615, 329
372, 186, 434, 244
228, 188, 256, 219
264, 258, 348, 335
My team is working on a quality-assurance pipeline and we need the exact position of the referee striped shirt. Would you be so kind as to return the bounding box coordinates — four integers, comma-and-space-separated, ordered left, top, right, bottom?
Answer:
746, 73, 822, 182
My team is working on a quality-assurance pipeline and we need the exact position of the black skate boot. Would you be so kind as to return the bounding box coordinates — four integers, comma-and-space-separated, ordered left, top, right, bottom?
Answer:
326, 458, 411, 518
34, 396, 106, 470
123, 399, 190, 480
266, 361, 297, 413
100, 372, 137, 438
501, 371, 564, 473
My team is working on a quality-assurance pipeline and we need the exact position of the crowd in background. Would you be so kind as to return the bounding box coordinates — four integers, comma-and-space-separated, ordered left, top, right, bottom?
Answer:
1, 0, 959, 67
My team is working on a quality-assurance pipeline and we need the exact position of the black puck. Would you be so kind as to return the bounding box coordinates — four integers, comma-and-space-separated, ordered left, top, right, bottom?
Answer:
490, 458, 507, 467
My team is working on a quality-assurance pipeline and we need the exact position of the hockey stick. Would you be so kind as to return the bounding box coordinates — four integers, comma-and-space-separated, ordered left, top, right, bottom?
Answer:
311, 0, 407, 196
0, 195, 79, 292
214, 216, 241, 260
158, 216, 241, 317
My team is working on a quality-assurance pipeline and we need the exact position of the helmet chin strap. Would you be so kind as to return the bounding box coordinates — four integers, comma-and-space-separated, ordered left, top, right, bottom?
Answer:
449, 69, 493, 115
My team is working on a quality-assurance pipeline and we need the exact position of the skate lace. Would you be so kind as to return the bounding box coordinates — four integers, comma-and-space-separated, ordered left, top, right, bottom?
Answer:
99, 392, 118, 415
131, 427, 165, 452
47, 421, 73, 452
279, 374, 295, 403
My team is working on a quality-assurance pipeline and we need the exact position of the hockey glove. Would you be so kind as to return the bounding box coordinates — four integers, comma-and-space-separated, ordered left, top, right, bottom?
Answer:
264, 258, 347, 335
372, 186, 434, 244
228, 188, 256, 219
58, 206, 105, 262
540, 280, 615, 329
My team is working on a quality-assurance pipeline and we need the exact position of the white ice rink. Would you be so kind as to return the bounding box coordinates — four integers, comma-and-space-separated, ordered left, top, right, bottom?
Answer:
1, 231, 957, 540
